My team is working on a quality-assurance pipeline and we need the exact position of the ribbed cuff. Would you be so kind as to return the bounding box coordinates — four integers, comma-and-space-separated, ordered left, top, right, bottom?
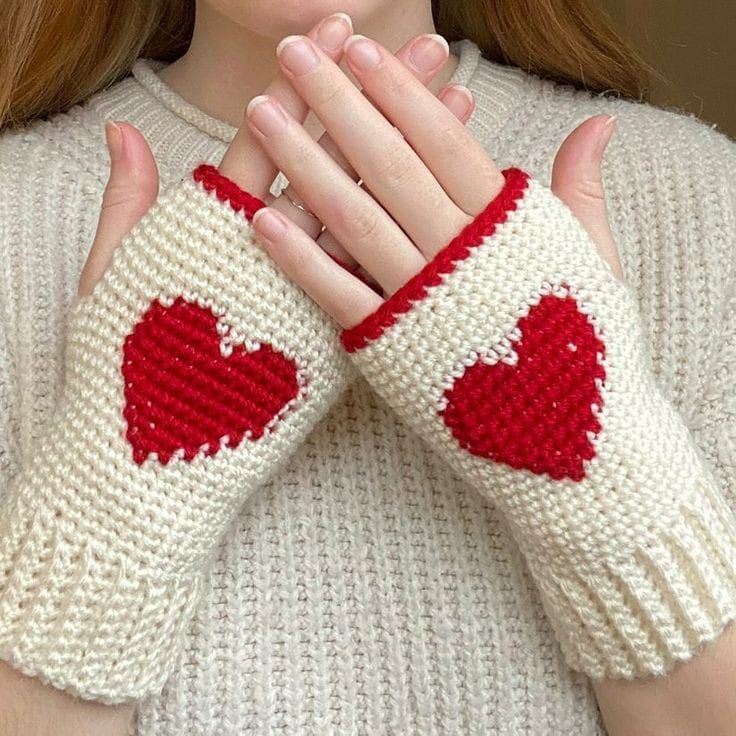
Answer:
536, 480, 736, 680
0, 500, 201, 703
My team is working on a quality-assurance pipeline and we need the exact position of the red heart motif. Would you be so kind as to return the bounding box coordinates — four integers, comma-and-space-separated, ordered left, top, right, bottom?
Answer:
122, 297, 301, 465
439, 293, 605, 481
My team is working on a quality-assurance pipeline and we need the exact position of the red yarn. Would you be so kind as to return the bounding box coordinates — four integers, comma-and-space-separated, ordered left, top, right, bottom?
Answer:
122, 297, 300, 465
193, 164, 266, 221
440, 294, 605, 481
341, 168, 530, 352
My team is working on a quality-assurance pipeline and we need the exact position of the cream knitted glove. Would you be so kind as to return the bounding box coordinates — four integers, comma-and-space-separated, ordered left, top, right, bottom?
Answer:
342, 168, 736, 680
0, 166, 352, 703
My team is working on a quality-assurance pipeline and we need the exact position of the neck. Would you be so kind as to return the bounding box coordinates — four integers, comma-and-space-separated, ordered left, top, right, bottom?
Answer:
159, 2, 457, 130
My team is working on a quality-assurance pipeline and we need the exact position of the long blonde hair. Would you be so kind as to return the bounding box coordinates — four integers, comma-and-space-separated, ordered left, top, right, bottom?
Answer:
0, 0, 648, 130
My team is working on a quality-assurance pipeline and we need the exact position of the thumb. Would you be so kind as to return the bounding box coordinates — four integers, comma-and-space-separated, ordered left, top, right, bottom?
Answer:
551, 114, 623, 280
79, 122, 159, 296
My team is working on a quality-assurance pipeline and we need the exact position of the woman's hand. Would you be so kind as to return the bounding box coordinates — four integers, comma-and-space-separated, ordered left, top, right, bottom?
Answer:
78, 11, 355, 296
245, 32, 622, 327
244, 31, 736, 736
78, 14, 473, 296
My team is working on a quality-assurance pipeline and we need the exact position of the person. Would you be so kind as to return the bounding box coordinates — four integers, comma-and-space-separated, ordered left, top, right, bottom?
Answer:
0, 2, 734, 735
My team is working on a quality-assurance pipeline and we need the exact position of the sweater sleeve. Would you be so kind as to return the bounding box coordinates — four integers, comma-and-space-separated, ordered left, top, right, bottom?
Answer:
0, 295, 18, 494
687, 192, 736, 499
0, 165, 353, 704
340, 168, 736, 682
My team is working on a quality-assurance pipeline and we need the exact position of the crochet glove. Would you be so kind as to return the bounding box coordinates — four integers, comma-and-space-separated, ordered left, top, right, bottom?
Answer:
0, 166, 353, 703
341, 168, 736, 680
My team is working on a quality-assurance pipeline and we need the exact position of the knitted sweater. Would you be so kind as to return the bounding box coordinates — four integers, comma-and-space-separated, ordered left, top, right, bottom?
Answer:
0, 38, 734, 734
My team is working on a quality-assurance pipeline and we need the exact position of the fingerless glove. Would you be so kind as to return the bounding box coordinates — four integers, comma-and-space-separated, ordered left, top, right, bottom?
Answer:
0, 166, 353, 703
342, 168, 736, 680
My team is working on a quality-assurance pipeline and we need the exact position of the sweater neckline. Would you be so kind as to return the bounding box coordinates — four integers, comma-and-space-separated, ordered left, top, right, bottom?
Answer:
130, 39, 525, 146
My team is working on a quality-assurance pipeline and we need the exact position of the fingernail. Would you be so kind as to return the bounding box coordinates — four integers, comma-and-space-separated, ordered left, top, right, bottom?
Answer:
277, 36, 319, 75
105, 121, 125, 163
345, 35, 382, 72
316, 12, 353, 51
596, 115, 617, 156
246, 95, 288, 136
438, 85, 474, 119
253, 207, 288, 241
409, 34, 449, 73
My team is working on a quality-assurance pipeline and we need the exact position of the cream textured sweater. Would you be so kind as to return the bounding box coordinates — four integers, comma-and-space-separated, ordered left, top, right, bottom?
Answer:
0, 39, 734, 734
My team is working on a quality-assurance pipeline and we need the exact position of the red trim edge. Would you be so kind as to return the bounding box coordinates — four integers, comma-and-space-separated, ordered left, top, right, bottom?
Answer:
192, 164, 266, 222
340, 167, 531, 353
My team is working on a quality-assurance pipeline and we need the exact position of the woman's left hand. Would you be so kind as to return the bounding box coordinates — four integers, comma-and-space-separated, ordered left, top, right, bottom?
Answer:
247, 30, 623, 328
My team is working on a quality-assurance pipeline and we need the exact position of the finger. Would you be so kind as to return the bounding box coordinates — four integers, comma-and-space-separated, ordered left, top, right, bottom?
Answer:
218, 12, 353, 196
323, 242, 382, 293
313, 82, 476, 271
269, 31, 476, 274
79, 122, 159, 296
313, 30, 460, 191
314, 227, 361, 275
268, 184, 325, 238
269, 120, 365, 273
344, 34, 504, 221
251, 206, 383, 328
551, 115, 623, 279
246, 94, 425, 294
437, 84, 476, 125
308, 35, 468, 271
300, 28, 458, 206
276, 34, 470, 257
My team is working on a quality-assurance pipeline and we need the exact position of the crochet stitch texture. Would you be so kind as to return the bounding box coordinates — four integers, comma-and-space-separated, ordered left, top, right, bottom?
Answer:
0, 166, 353, 702
343, 169, 736, 679
0, 40, 734, 734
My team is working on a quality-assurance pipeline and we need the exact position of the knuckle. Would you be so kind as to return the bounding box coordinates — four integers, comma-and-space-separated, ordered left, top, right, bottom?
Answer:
574, 178, 606, 205
343, 204, 382, 243
377, 159, 413, 190
428, 125, 466, 158
312, 81, 345, 110
374, 140, 415, 190
101, 185, 138, 212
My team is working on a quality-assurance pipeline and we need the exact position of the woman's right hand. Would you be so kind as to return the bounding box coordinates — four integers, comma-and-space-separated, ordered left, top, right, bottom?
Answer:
78, 11, 357, 296
79, 12, 473, 297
